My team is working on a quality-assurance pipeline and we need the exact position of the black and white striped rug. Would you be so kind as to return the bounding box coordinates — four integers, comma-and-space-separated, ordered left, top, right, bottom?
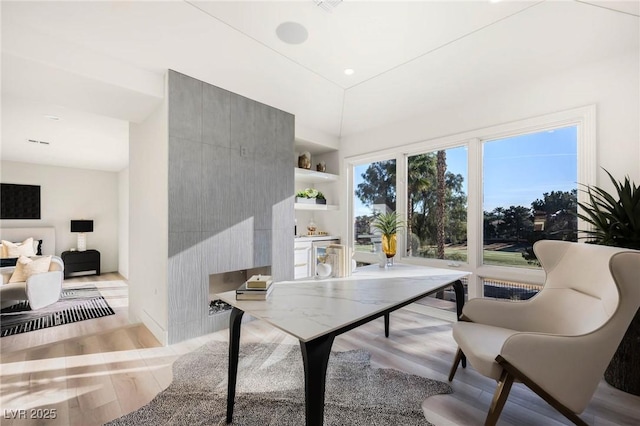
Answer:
1, 286, 115, 337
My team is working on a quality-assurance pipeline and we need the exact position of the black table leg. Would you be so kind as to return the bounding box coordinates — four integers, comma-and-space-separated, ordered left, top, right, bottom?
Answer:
384, 313, 390, 338
226, 307, 244, 424
451, 279, 465, 320
451, 279, 467, 367
300, 334, 335, 426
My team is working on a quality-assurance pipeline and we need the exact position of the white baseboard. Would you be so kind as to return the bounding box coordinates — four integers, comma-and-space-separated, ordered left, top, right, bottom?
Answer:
137, 308, 168, 345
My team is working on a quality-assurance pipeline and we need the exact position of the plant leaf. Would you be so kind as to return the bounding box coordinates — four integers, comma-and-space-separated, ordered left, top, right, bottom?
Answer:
578, 168, 640, 249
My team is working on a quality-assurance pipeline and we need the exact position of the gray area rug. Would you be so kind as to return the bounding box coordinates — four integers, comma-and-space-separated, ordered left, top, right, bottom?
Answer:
106, 340, 452, 425
1, 285, 114, 337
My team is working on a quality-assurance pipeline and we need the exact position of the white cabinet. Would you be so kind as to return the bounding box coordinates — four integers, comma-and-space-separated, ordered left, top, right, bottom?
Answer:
294, 240, 312, 279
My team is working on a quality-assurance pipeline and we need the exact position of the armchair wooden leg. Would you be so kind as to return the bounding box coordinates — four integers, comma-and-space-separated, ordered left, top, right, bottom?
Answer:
495, 355, 588, 426
485, 369, 514, 426
448, 347, 463, 381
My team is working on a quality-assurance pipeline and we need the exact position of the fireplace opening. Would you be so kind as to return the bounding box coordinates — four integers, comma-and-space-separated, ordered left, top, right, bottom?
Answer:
209, 299, 232, 315
209, 265, 271, 316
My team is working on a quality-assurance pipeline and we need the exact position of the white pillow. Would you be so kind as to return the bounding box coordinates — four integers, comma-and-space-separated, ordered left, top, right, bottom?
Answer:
0, 239, 41, 257
9, 255, 52, 283
2, 238, 37, 257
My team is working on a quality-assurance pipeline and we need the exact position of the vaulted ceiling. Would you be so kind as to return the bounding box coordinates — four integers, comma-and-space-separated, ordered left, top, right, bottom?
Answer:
1, 1, 638, 171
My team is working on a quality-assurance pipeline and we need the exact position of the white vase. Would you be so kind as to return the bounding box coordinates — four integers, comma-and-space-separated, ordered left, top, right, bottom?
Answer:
316, 263, 332, 278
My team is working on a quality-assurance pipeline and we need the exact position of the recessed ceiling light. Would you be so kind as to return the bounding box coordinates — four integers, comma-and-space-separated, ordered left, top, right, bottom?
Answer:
344, 68, 355, 76
44, 115, 60, 121
276, 22, 308, 45
27, 139, 51, 145
489, 0, 503, 3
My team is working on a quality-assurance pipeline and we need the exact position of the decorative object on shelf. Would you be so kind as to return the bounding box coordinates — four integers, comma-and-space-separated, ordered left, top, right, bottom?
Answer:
298, 151, 311, 169
577, 169, 640, 395
295, 188, 326, 204
316, 161, 326, 172
70, 219, 93, 252
371, 211, 405, 267
296, 197, 327, 205
307, 219, 317, 236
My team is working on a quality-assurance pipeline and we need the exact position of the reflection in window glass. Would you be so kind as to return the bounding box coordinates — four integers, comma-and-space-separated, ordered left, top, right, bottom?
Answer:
407, 147, 468, 261
353, 159, 396, 254
482, 277, 542, 300
483, 126, 578, 270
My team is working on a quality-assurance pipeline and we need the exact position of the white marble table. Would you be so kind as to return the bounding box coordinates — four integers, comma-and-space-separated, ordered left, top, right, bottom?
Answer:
218, 263, 470, 426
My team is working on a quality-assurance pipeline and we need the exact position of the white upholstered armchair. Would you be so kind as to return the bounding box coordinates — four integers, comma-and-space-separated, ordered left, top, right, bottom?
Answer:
448, 240, 640, 426
1, 256, 64, 310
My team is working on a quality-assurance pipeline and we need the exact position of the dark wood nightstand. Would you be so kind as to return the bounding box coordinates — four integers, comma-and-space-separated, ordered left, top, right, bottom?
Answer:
61, 249, 101, 279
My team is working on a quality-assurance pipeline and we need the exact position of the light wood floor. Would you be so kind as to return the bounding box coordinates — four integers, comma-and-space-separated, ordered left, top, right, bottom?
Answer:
1, 274, 639, 425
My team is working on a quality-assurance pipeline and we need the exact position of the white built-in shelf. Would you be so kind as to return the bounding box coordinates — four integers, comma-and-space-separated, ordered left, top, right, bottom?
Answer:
294, 168, 338, 183
294, 203, 339, 211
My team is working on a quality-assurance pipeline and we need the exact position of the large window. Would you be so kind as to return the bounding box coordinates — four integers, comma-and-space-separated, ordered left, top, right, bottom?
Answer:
407, 146, 468, 261
482, 126, 578, 269
348, 106, 595, 305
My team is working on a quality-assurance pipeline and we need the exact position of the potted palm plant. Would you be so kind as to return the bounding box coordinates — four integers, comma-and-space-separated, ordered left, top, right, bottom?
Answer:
576, 169, 640, 395
371, 211, 405, 266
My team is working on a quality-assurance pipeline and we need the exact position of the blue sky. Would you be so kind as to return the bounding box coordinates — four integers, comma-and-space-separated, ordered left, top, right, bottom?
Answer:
354, 126, 577, 216
483, 126, 577, 212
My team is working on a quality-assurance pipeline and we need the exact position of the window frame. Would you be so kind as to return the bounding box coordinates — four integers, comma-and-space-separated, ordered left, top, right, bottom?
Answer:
346, 105, 596, 299
403, 142, 471, 263
347, 151, 403, 266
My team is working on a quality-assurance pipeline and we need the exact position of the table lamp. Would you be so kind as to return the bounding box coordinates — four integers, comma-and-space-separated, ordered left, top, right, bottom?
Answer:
71, 220, 93, 252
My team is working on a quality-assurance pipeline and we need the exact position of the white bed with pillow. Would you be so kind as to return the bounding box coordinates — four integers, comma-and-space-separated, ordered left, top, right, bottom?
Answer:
0, 227, 56, 266
0, 227, 63, 310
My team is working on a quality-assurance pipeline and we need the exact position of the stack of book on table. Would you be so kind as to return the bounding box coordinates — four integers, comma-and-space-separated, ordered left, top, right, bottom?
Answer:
326, 244, 352, 278
236, 274, 274, 300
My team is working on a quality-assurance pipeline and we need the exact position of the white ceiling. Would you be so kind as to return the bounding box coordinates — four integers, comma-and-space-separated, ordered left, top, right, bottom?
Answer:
1, 95, 129, 171
1, 1, 638, 171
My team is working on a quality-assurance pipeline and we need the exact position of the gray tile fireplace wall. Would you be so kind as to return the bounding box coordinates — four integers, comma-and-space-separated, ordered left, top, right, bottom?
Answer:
167, 70, 295, 344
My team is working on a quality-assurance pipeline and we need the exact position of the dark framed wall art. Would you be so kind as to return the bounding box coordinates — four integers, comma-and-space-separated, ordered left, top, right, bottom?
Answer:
0, 183, 41, 219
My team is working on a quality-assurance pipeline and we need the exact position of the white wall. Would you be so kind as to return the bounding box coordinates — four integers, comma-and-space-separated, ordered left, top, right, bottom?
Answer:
118, 167, 129, 279
0, 161, 119, 272
129, 89, 168, 345
340, 51, 640, 241
342, 51, 639, 182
